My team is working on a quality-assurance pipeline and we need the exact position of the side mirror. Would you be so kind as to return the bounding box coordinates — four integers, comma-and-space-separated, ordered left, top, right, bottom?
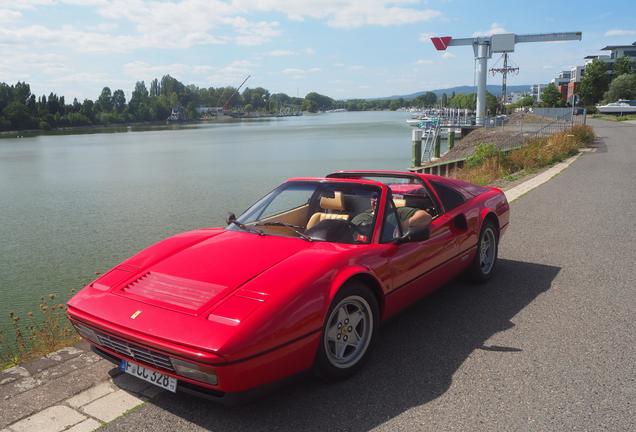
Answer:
395, 225, 430, 244
226, 212, 236, 225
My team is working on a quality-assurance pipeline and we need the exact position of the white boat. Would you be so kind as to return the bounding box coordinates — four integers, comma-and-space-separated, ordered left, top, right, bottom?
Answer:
596, 99, 636, 114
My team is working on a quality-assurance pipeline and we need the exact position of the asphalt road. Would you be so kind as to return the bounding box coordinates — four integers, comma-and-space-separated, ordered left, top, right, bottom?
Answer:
103, 120, 635, 432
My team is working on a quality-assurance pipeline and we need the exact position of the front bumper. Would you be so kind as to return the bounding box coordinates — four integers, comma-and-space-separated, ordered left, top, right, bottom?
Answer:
69, 316, 320, 399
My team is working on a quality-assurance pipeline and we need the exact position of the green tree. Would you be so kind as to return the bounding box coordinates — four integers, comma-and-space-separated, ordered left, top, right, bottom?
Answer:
4, 101, 32, 129
129, 81, 150, 120
540, 83, 562, 107
112, 89, 126, 113
149, 78, 160, 97
614, 55, 634, 77
485, 91, 499, 114
80, 99, 95, 122
604, 73, 636, 102
441, 92, 448, 106
578, 59, 609, 105
303, 92, 334, 112
97, 87, 113, 112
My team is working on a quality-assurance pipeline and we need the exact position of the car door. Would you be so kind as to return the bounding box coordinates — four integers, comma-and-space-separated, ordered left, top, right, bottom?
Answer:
379, 191, 460, 317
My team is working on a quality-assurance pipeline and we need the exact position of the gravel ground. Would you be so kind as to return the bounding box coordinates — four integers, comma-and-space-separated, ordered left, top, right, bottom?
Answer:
102, 120, 635, 432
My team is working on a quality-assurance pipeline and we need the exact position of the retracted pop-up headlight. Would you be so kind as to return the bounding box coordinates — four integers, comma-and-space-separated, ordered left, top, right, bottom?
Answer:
170, 358, 218, 385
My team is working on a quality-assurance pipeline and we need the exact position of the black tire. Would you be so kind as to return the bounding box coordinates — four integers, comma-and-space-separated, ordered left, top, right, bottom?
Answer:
468, 219, 499, 283
313, 281, 379, 381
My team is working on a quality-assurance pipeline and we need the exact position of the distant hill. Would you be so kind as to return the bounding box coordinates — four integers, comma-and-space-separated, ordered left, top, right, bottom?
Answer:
377, 85, 533, 100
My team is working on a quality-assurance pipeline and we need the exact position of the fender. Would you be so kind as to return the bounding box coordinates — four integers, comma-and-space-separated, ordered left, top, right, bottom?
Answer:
327, 265, 386, 314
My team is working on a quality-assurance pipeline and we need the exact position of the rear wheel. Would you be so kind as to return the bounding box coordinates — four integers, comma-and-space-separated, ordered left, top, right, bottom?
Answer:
313, 282, 379, 380
468, 219, 499, 283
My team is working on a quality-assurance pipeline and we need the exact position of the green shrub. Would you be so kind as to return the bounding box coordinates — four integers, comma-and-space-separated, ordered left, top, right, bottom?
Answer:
465, 143, 501, 168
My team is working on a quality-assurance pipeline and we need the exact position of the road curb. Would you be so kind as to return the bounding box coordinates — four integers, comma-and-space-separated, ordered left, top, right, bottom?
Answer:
504, 152, 583, 203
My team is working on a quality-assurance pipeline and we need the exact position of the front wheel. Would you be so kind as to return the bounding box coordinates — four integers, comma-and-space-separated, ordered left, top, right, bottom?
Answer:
313, 282, 379, 380
468, 219, 499, 283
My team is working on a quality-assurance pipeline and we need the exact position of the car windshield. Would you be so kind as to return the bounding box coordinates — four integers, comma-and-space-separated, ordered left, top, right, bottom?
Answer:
227, 181, 381, 244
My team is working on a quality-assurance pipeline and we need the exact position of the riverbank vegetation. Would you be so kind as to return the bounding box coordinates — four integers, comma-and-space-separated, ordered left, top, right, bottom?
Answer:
0, 295, 79, 369
456, 125, 596, 185
0, 75, 505, 133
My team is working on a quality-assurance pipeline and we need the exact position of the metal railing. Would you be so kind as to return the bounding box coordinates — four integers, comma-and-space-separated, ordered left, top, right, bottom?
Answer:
499, 108, 586, 152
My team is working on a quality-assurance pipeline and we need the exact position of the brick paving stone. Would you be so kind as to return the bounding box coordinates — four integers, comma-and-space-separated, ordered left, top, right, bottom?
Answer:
9, 405, 85, 432
66, 418, 102, 432
80, 390, 144, 423
46, 346, 84, 362
66, 382, 116, 408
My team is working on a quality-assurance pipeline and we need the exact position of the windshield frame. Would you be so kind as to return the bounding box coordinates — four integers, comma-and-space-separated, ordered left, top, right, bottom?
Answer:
227, 179, 386, 244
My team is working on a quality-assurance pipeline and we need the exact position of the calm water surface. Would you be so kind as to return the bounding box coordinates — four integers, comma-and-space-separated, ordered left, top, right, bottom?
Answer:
0, 111, 449, 339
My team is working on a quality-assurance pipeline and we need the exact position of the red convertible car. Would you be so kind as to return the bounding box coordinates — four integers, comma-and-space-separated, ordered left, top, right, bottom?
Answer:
67, 170, 509, 402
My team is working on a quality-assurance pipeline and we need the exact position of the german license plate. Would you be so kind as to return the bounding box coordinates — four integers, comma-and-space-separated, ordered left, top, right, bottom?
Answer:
120, 360, 177, 393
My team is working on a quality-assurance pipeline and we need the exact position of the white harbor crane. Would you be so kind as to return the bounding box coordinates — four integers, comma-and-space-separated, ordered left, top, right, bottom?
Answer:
431, 32, 582, 125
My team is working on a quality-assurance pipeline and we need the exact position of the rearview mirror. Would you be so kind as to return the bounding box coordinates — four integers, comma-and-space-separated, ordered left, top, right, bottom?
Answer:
394, 225, 430, 244
226, 212, 236, 225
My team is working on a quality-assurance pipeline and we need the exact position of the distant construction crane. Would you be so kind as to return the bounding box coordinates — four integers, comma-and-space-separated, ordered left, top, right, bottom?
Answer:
431, 32, 582, 125
222, 74, 251, 113
490, 52, 519, 106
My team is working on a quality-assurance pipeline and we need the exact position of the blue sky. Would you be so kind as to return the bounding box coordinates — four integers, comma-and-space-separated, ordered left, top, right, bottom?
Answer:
1, 0, 635, 101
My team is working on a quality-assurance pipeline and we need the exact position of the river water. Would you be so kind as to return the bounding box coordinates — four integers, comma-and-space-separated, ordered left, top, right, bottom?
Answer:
0, 111, 450, 340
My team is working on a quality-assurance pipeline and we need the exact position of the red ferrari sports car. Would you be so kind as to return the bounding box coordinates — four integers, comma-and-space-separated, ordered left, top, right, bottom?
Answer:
67, 170, 509, 402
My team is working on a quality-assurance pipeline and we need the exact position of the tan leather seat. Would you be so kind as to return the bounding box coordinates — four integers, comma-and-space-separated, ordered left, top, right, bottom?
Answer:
306, 192, 350, 229
393, 198, 406, 208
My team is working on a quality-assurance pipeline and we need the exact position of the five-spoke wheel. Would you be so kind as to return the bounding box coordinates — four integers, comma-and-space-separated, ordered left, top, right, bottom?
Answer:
314, 282, 379, 379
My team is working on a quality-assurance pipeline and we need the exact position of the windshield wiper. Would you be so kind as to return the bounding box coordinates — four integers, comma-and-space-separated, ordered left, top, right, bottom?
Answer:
231, 220, 265, 235
255, 221, 315, 241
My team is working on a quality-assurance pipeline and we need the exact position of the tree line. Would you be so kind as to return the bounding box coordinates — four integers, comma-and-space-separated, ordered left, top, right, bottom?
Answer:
0, 74, 506, 132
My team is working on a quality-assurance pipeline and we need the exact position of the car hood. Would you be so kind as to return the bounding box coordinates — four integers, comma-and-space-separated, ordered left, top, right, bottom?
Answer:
67, 229, 359, 359
113, 229, 310, 315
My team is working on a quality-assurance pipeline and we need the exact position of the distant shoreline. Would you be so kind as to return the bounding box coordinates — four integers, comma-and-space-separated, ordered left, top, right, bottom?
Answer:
0, 110, 388, 139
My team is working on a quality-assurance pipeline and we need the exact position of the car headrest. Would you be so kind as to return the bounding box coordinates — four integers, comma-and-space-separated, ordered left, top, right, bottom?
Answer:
320, 191, 345, 211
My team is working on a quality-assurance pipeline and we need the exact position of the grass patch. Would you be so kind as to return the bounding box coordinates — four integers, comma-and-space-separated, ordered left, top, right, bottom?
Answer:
456, 125, 595, 186
591, 114, 636, 122
1, 294, 80, 370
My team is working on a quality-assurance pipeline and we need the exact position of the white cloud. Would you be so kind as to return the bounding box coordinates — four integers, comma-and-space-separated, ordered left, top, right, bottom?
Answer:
226, 16, 281, 45
231, 0, 441, 29
418, 32, 434, 43
416, 59, 434, 65
208, 60, 253, 86
0, 51, 69, 82
348, 65, 365, 70
473, 22, 508, 37
281, 67, 321, 78
441, 52, 455, 59
305, 47, 315, 55
123, 61, 214, 78
605, 29, 636, 37
0, 8, 23, 22
267, 49, 295, 56
51, 71, 110, 83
